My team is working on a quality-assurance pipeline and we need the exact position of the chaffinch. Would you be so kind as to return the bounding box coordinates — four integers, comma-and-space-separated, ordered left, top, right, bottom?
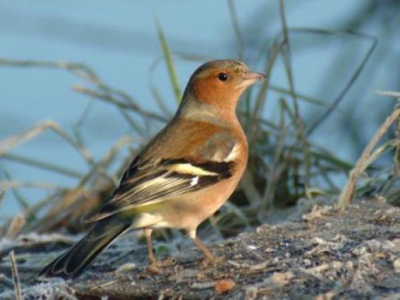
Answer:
38, 59, 266, 279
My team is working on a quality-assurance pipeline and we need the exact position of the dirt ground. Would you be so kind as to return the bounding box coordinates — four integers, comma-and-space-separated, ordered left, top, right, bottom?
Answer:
1, 199, 400, 299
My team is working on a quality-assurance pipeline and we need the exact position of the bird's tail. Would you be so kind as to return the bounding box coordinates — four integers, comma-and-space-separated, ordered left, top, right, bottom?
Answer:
37, 218, 130, 280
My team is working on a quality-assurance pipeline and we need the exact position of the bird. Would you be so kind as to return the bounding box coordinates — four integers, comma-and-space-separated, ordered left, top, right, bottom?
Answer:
38, 59, 266, 279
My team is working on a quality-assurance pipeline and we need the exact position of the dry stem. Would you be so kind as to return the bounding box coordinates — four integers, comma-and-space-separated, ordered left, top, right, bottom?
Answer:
337, 107, 400, 208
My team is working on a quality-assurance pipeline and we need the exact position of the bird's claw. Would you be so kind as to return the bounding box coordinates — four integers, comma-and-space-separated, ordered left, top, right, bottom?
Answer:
147, 263, 161, 274
147, 257, 176, 274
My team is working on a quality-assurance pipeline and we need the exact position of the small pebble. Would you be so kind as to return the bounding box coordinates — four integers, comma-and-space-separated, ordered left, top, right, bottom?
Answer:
394, 259, 400, 273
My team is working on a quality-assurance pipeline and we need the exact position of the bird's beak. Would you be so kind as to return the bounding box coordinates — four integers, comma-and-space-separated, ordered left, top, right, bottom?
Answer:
237, 71, 267, 89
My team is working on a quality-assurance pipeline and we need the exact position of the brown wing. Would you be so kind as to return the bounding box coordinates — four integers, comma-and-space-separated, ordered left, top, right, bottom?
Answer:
86, 122, 237, 223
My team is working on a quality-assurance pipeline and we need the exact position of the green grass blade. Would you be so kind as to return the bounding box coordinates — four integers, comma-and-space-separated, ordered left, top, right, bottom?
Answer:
155, 18, 181, 103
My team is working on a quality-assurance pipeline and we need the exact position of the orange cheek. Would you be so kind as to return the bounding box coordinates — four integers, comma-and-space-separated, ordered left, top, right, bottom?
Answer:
193, 78, 218, 103
193, 78, 239, 106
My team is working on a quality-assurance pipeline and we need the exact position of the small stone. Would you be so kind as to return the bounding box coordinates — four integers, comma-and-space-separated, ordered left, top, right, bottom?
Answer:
115, 263, 136, 274
191, 282, 215, 290
313, 237, 325, 244
352, 246, 366, 256
394, 259, 400, 273
247, 245, 258, 250
386, 208, 399, 214
268, 271, 295, 287
215, 279, 235, 293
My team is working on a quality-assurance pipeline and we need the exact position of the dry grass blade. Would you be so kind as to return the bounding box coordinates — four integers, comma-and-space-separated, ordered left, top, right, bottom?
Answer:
249, 39, 282, 143
148, 53, 211, 117
279, 0, 312, 189
363, 140, 398, 168
2, 153, 83, 179
10, 191, 60, 234
269, 84, 332, 107
73, 85, 168, 123
0, 180, 65, 190
279, 0, 299, 118
9, 251, 23, 300
0, 120, 54, 157
5, 214, 25, 239
375, 90, 400, 98
0, 120, 119, 185
97, 136, 135, 171
2, 170, 30, 211
0, 120, 94, 165
308, 146, 353, 171
0, 58, 100, 84
295, 28, 378, 135
148, 57, 175, 117
224, 202, 251, 228
262, 99, 290, 210
337, 105, 400, 208
26, 136, 135, 232
241, 170, 262, 206
0, 57, 150, 137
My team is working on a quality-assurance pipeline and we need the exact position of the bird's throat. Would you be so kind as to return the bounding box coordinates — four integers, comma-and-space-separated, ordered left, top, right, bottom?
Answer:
178, 95, 238, 126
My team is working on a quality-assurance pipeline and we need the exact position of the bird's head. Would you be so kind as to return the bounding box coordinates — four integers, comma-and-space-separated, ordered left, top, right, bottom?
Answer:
181, 60, 266, 120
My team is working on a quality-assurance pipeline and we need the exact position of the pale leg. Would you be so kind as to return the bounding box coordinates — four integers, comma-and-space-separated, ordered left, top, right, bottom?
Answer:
188, 229, 215, 266
144, 228, 159, 273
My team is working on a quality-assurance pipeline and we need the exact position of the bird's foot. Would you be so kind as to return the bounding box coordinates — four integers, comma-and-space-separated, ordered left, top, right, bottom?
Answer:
147, 263, 161, 275
146, 257, 176, 274
159, 257, 176, 267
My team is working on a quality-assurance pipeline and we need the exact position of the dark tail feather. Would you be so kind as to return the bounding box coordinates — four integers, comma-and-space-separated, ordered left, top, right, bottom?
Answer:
38, 218, 130, 280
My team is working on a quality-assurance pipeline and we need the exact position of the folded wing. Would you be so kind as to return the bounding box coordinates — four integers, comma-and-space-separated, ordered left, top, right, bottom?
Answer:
86, 131, 237, 223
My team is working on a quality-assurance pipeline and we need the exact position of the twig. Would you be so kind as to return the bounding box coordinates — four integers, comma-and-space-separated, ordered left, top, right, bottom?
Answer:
337, 106, 400, 208
9, 251, 23, 300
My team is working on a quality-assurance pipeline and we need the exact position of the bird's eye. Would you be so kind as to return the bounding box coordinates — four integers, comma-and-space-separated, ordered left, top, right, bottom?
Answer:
218, 72, 229, 82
